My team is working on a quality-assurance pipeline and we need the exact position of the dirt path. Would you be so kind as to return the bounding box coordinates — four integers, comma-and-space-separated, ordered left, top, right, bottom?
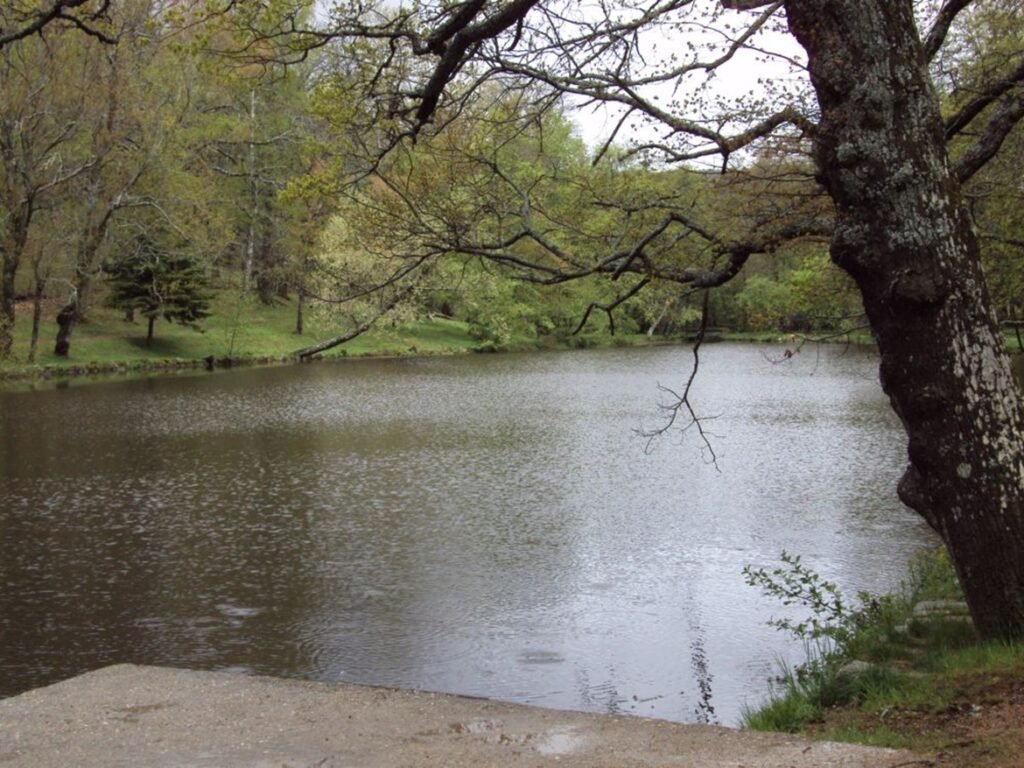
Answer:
0, 665, 926, 767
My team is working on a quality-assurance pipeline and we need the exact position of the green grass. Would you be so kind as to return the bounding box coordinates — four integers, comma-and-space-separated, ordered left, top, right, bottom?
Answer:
742, 680, 823, 732
854, 667, 946, 712
0, 290, 660, 385
816, 724, 949, 752
741, 660, 944, 734
0, 291, 488, 379
928, 640, 1024, 676
743, 644, 1022, 753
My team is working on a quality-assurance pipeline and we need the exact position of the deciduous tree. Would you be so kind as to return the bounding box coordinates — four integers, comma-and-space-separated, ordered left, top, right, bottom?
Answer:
0, 32, 93, 357
281, 0, 1024, 638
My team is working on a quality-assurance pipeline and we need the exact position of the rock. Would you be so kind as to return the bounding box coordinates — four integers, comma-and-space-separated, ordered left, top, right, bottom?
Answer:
837, 660, 874, 680
912, 600, 969, 617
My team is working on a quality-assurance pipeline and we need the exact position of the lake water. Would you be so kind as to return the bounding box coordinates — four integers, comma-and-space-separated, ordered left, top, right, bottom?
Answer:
0, 343, 937, 724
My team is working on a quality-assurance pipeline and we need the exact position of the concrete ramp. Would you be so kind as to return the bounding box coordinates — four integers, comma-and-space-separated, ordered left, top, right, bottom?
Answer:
0, 665, 919, 767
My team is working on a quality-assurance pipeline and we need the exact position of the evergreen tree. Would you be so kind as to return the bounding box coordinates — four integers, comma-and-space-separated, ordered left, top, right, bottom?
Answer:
104, 235, 211, 347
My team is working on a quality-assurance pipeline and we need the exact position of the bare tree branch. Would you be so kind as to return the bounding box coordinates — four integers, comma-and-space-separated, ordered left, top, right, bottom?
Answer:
923, 0, 976, 62
639, 290, 719, 465
0, 1, 115, 48
953, 89, 1024, 184
412, 0, 542, 126
572, 276, 650, 335
720, 0, 778, 8
945, 56, 1024, 140
293, 275, 424, 360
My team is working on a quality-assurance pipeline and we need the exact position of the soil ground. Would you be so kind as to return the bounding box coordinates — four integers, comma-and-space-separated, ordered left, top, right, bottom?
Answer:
0, 664, 921, 768
808, 671, 1024, 767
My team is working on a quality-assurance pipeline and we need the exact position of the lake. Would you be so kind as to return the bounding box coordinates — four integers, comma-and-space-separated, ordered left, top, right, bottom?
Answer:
0, 343, 937, 724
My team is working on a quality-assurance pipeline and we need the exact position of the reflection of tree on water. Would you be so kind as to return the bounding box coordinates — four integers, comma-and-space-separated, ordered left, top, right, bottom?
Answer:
574, 666, 679, 717
574, 666, 624, 715
684, 582, 717, 725
689, 634, 716, 724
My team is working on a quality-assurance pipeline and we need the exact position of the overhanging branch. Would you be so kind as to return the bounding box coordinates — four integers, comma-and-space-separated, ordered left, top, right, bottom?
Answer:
923, 0, 976, 62
411, 0, 542, 126
945, 57, 1024, 140
0, 0, 115, 47
953, 89, 1024, 184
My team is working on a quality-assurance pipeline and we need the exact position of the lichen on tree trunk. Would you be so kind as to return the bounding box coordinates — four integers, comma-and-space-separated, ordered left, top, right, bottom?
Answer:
786, 0, 1024, 637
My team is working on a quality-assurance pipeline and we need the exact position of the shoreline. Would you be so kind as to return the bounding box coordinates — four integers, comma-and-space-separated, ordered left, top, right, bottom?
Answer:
0, 664, 917, 767
0, 330, 874, 391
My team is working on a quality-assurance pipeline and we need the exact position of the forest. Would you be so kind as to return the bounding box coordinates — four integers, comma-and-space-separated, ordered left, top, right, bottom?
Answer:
2, 1, 1019, 368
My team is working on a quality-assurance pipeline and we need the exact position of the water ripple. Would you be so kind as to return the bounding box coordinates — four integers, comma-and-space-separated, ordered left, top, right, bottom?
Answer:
0, 345, 937, 724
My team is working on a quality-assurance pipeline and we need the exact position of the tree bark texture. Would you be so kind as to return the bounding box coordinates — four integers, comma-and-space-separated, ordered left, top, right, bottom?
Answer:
786, 0, 1024, 637
54, 300, 76, 357
28, 267, 43, 363
0, 255, 15, 358
71, 187, 106, 323
0, 218, 30, 359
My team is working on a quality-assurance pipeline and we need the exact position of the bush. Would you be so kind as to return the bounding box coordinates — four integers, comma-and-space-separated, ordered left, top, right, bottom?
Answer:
741, 548, 964, 730
906, 546, 961, 602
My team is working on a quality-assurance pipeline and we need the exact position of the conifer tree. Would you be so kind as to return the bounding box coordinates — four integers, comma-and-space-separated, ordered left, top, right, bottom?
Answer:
103, 235, 211, 347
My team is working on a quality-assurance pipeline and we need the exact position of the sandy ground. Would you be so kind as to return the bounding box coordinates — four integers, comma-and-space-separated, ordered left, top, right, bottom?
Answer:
0, 665, 929, 767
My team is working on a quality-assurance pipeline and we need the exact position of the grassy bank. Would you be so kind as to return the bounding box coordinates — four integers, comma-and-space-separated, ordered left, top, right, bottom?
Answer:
742, 549, 1024, 767
0, 291, 657, 386
719, 329, 876, 345
8, 293, 1008, 388
4, 293, 473, 369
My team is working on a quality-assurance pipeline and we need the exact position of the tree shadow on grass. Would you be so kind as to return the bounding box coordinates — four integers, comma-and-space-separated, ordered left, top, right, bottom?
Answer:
125, 335, 193, 357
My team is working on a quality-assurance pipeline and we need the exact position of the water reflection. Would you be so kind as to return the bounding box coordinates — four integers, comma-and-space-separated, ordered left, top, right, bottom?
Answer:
0, 344, 937, 724
690, 635, 716, 724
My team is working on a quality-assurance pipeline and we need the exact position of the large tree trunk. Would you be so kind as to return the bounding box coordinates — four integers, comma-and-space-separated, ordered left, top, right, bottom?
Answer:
256, 232, 278, 306
72, 183, 103, 322
28, 268, 43, 363
0, 252, 15, 359
54, 299, 76, 357
71, 226, 103, 323
786, 0, 1024, 638
0, 222, 30, 359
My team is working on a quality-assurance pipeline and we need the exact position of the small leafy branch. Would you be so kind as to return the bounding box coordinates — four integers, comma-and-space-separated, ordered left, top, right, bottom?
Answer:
743, 551, 868, 651
744, 550, 914, 679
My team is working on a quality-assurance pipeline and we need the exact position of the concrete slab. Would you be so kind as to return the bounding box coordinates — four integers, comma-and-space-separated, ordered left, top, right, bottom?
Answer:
0, 665, 922, 767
